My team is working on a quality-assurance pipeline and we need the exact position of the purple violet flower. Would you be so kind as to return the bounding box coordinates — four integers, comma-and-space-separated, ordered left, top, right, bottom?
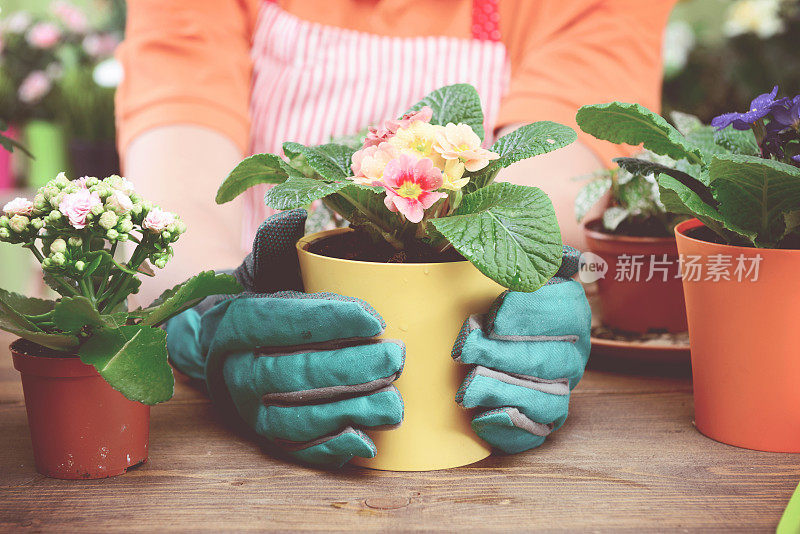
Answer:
772, 96, 800, 129
711, 85, 780, 131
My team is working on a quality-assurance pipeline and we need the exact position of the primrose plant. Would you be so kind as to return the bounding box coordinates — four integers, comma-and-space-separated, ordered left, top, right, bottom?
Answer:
577, 86, 800, 249
0, 173, 241, 404
217, 84, 577, 292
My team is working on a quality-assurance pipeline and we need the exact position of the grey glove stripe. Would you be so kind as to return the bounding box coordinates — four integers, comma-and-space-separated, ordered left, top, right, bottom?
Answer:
261, 372, 401, 406
473, 366, 570, 396
495, 407, 554, 437
275, 425, 366, 452
467, 315, 579, 344
255, 338, 401, 359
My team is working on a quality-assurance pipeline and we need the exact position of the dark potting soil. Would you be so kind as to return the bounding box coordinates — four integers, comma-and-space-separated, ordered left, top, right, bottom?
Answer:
307, 230, 465, 264
11, 338, 75, 358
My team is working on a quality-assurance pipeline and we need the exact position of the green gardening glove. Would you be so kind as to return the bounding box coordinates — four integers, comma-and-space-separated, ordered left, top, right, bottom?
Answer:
165, 210, 404, 467
452, 247, 591, 453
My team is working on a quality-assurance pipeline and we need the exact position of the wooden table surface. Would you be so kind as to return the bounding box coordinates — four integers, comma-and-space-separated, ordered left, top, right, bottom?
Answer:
0, 331, 796, 532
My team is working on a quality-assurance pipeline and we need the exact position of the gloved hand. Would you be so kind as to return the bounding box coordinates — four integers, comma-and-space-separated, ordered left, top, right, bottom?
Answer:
165, 210, 405, 467
452, 248, 591, 453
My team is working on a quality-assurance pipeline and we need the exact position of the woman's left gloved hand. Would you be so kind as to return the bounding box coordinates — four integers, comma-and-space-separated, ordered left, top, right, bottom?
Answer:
452, 247, 591, 453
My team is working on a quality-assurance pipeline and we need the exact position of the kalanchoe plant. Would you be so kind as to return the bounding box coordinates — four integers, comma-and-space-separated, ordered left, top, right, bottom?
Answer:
576, 87, 800, 249
217, 84, 577, 291
575, 150, 687, 237
0, 173, 242, 404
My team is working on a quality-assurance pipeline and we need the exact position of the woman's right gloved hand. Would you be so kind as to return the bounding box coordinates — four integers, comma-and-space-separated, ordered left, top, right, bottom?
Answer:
164, 210, 405, 467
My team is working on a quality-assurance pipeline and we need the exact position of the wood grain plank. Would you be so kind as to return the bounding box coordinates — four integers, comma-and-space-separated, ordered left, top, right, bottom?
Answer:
0, 332, 795, 532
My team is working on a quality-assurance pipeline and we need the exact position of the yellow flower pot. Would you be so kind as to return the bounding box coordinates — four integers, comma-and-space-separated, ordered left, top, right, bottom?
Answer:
297, 229, 502, 471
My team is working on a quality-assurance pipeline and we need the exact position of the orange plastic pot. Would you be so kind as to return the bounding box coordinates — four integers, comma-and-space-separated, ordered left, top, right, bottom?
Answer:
675, 219, 800, 452
11, 339, 150, 479
583, 219, 687, 333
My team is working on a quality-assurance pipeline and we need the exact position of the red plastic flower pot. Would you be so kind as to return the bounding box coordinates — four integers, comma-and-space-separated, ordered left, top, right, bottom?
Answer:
11, 339, 150, 479
583, 219, 687, 333
675, 219, 800, 452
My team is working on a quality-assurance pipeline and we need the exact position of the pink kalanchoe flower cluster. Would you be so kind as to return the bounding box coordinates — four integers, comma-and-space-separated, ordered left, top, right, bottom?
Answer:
51, 1, 89, 33
381, 155, 447, 223
18, 71, 52, 104
59, 189, 102, 229
143, 208, 176, 233
3, 198, 35, 217
26, 22, 61, 49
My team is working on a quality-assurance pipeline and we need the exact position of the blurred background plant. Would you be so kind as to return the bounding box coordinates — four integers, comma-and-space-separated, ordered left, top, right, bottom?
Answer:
575, 151, 688, 238
0, 0, 125, 191
662, 0, 800, 121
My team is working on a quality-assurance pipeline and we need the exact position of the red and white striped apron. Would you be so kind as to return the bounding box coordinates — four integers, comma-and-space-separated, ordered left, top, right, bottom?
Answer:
244, 0, 510, 244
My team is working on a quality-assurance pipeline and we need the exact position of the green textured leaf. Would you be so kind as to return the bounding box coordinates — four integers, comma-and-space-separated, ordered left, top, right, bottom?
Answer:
52, 296, 104, 333
282, 143, 356, 182
0, 315, 78, 350
79, 325, 173, 405
431, 182, 562, 292
140, 271, 242, 327
713, 128, 759, 156
0, 288, 55, 316
264, 176, 350, 211
602, 206, 629, 231
709, 154, 800, 247
613, 157, 697, 185
669, 111, 703, 136
0, 288, 45, 333
404, 83, 485, 141
324, 185, 405, 244
657, 175, 752, 245
216, 153, 297, 204
575, 176, 611, 222
576, 102, 702, 164
618, 174, 659, 214
467, 122, 577, 193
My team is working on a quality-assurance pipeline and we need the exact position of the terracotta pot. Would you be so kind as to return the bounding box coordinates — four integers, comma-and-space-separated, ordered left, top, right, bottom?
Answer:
11, 339, 150, 479
583, 219, 687, 333
675, 219, 800, 452
297, 229, 502, 471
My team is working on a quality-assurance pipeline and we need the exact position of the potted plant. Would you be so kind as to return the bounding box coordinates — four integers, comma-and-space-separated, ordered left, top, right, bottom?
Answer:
0, 11, 70, 188
576, 88, 800, 452
574, 149, 688, 333
0, 172, 241, 479
216, 84, 577, 470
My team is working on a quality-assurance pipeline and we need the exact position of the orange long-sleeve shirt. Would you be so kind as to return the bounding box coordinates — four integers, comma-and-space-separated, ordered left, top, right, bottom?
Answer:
116, 0, 676, 164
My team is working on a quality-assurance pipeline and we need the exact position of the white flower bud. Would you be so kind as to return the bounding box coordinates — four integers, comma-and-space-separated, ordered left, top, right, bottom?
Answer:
74, 261, 85, 272
50, 238, 67, 253
0, 216, 8, 227
68, 236, 82, 247
48, 210, 61, 222
53, 172, 70, 188
106, 229, 119, 240
99, 211, 118, 230
106, 190, 133, 214
9, 215, 29, 233
31, 218, 44, 230
51, 252, 66, 265
118, 218, 133, 233
91, 203, 105, 216
0, 228, 10, 239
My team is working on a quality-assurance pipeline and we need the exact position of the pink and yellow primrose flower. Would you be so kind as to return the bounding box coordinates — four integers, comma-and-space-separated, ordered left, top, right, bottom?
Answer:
350, 142, 398, 185
380, 155, 447, 223
364, 106, 433, 148
441, 160, 468, 191
434, 122, 500, 172
388, 121, 446, 167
